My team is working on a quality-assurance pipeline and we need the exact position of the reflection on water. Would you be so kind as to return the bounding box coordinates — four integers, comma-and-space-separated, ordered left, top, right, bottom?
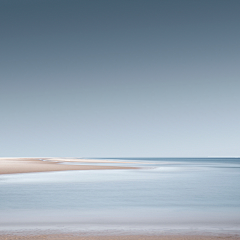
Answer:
0, 158, 240, 234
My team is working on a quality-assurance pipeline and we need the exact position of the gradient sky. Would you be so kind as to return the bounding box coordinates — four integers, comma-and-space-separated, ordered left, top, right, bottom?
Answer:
1, 0, 240, 157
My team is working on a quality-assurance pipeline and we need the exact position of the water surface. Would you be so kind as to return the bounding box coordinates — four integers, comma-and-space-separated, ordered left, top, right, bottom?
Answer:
0, 158, 240, 234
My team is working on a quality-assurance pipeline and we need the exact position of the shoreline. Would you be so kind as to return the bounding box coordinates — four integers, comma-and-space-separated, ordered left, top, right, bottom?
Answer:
0, 157, 138, 175
0, 233, 240, 240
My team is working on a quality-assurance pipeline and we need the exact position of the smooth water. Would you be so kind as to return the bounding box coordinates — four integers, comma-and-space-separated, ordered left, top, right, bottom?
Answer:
0, 158, 240, 234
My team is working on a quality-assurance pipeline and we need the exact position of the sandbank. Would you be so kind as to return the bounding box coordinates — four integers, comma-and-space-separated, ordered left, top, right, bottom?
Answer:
0, 157, 138, 174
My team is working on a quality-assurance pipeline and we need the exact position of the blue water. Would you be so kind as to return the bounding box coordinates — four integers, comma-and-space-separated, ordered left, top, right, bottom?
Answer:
0, 158, 240, 234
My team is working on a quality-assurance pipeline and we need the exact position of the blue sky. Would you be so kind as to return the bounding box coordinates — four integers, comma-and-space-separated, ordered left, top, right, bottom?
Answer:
1, 0, 240, 157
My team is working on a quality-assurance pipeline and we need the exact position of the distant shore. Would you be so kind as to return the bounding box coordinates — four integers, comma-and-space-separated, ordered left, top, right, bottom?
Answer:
0, 157, 138, 174
0, 233, 240, 240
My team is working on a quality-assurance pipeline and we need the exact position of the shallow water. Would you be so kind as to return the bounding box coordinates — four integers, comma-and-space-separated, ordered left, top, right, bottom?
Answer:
0, 158, 240, 234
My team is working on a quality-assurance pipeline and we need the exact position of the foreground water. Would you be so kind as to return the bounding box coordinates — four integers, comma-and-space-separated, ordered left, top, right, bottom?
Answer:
0, 158, 240, 234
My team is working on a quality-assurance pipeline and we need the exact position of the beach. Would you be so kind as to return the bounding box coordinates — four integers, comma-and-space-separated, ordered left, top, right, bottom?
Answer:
0, 157, 138, 174
1, 233, 240, 240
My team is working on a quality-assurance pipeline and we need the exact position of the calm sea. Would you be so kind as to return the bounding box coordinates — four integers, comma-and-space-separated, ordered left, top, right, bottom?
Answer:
0, 158, 240, 234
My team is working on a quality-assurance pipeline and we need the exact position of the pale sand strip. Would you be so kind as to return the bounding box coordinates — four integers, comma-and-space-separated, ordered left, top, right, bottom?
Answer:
0, 234, 240, 240
47, 158, 140, 163
0, 158, 138, 174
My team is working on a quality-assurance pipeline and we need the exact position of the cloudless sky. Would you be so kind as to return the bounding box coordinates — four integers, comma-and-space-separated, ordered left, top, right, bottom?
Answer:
1, 0, 240, 157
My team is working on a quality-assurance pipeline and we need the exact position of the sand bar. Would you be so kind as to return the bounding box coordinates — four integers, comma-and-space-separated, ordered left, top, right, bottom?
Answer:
0, 158, 138, 174
0, 233, 240, 240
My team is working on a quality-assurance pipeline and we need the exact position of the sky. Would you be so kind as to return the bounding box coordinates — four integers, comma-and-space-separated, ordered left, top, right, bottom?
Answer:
1, 0, 240, 158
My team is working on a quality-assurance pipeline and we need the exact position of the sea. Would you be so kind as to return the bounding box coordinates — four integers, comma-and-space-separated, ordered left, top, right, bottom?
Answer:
0, 158, 240, 235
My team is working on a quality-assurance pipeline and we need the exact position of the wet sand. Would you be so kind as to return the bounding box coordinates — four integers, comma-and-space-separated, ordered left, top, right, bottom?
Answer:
0, 157, 138, 174
0, 233, 240, 240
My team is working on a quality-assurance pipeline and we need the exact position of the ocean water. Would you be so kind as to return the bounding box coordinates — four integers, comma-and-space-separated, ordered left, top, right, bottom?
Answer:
0, 158, 240, 234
